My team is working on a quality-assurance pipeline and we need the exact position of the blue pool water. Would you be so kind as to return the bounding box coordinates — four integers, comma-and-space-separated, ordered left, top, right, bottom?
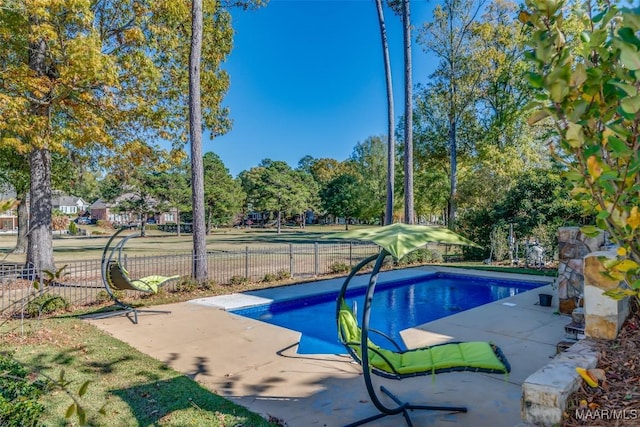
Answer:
230, 272, 544, 355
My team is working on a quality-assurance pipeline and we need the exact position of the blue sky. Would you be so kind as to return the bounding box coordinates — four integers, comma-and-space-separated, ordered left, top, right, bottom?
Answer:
209, 0, 438, 177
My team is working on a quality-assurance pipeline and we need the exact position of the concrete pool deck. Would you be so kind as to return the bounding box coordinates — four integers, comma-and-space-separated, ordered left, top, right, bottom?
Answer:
85, 266, 567, 426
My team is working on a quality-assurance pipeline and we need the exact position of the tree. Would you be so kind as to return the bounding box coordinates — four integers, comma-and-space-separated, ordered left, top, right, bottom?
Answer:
100, 167, 163, 237
375, 0, 396, 225
417, 0, 486, 229
321, 174, 363, 230
151, 163, 192, 236
522, 0, 640, 299
190, 0, 207, 281
0, 1, 234, 274
402, 0, 414, 224
202, 152, 244, 229
240, 160, 314, 234
349, 136, 387, 223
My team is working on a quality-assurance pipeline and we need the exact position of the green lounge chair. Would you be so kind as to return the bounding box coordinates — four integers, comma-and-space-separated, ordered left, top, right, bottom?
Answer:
83, 227, 178, 324
330, 224, 511, 427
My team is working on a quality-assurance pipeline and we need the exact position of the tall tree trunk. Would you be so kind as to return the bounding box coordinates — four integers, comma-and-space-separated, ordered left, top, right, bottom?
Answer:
402, 0, 414, 224
26, 30, 54, 274
27, 149, 54, 273
189, 0, 207, 281
375, 0, 395, 226
176, 207, 181, 237
277, 211, 282, 234
448, 5, 458, 231
140, 212, 147, 237
14, 193, 28, 254
449, 117, 457, 230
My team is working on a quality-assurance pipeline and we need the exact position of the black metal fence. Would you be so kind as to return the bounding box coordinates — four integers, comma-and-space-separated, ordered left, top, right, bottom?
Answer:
0, 242, 379, 317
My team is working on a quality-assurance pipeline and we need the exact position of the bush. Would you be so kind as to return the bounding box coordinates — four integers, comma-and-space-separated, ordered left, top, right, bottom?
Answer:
0, 353, 45, 427
329, 262, 350, 274
68, 221, 78, 236
397, 248, 442, 265
261, 273, 277, 283
95, 289, 126, 303
229, 275, 249, 285
174, 276, 216, 292
96, 220, 113, 230
276, 270, 291, 280
175, 276, 199, 292
24, 294, 69, 318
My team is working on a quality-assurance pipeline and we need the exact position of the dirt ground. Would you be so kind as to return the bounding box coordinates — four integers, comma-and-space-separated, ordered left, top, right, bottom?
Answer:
563, 300, 640, 426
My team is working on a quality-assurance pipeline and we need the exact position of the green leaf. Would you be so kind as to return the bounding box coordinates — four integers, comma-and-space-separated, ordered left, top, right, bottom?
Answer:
581, 225, 603, 237
608, 80, 638, 96
550, 80, 569, 103
619, 43, 640, 70
527, 72, 545, 89
600, 170, 619, 180
608, 123, 632, 138
566, 123, 584, 147
527, 109, 550, 125
618, 27, 640, 49
620, 96, 640, 114
65, 403, 76, 419
596, 210, 610, 220
78, 406, 87, 425
78, 380, 91, 397
608, 135, 633, 157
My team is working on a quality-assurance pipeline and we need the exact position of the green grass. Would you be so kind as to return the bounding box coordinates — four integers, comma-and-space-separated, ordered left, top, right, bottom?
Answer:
0, 224, 368, 263
1, 319, 280, 427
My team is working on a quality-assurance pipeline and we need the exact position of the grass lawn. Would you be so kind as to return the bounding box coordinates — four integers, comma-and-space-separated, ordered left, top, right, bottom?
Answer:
0, 224, 366, 263
1, 318, 281, 426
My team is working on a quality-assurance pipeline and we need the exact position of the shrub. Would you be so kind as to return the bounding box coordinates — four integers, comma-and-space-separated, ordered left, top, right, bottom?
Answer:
175, 276, 199, 292
96, 220, 113, 230
68, 221, 78, 236
329, 262, 350, 274
174, 277, 216, 292
95, 289, 125, 303
24, 294, 69, 318
276, 270, 291, 280
262, 273, 277, 283
229, 275, 249, 285
397, 248, 443, 265
0, 353, 45, 427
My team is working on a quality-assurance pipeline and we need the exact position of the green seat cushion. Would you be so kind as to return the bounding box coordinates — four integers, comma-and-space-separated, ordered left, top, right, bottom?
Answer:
338, 299, 510, 376
130, 275, 180, 293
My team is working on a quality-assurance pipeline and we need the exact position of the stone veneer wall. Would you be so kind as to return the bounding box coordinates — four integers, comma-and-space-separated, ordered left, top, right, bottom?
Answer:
583, 250, 629, 339
557, 227, 605, 314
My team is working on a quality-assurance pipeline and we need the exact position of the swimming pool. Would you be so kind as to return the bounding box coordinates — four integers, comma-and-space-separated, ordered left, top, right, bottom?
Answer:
230, 272, 545, 354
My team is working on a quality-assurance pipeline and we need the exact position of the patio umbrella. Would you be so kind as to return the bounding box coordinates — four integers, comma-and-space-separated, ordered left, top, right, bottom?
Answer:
328, 222, 481, 260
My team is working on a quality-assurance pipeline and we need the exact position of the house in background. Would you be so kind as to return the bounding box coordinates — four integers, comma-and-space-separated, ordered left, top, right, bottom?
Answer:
90, 196, 177, 225
0, 204, 17, 232
52, 192, 89, 215
0, 188, 18, 232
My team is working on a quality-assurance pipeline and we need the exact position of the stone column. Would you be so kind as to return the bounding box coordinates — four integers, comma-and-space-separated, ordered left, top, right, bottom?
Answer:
557, 227, 605, 314
583, 250, 629, 339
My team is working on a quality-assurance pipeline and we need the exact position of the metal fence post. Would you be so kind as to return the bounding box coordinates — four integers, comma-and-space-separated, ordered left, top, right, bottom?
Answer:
349, 242, 353, 266
289, 243, 293, 276
314, 242, 319, 276
245, 246, 249, 279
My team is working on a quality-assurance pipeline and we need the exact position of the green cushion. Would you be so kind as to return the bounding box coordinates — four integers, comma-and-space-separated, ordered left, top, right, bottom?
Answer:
337, 299, 510, 376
